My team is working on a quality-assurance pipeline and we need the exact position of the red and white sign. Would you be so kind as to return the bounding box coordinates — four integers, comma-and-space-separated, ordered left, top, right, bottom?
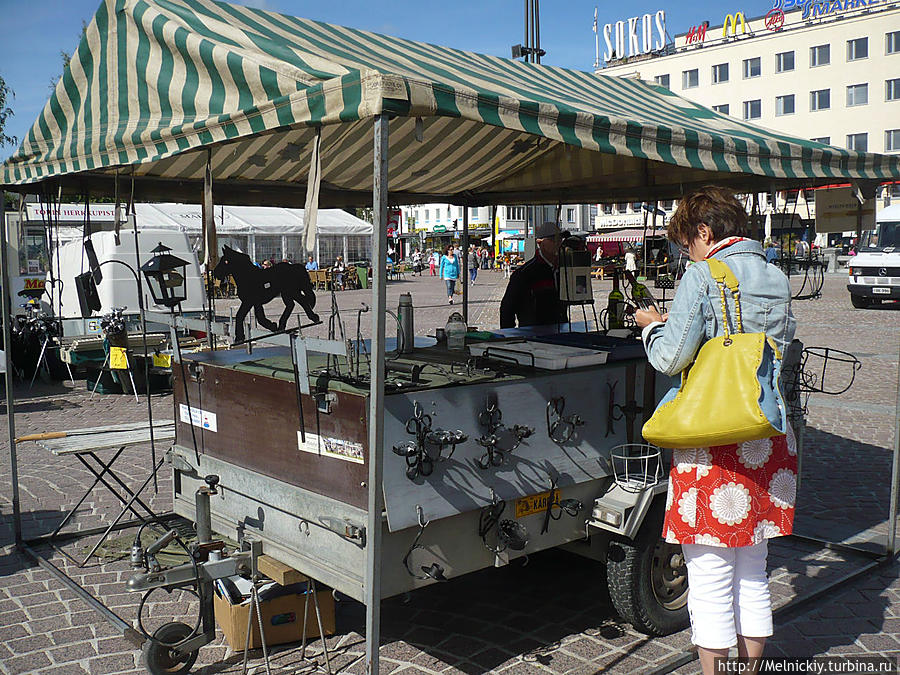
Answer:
685, 22, 708, 43
387, 208, 401, 234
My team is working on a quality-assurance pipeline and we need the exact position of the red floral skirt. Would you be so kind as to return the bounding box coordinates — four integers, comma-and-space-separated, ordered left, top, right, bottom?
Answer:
662, 430, 797, 548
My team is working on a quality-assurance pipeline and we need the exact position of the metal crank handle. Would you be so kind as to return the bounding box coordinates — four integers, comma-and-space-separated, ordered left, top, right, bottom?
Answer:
126, 551, 252, 593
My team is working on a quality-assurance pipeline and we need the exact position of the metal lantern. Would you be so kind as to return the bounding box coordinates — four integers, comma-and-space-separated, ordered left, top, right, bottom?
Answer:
140, 242, 188, 308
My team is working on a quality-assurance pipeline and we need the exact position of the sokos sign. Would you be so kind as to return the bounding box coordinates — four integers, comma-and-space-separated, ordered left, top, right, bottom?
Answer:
603, 10, 666, 62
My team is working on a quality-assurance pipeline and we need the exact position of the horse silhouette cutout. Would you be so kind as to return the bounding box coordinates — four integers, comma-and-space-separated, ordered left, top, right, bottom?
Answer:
213, 246, 319, 343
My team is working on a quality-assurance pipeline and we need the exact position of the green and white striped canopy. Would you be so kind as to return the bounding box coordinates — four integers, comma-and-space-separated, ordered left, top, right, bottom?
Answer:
3, 0, 898, 205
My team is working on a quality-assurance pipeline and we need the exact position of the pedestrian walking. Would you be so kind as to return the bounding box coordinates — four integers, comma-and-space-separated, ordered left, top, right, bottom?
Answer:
468, 245, 478, 284
439, 244, 460, 304
429, 249, 438, 276
635, 186, 796, 675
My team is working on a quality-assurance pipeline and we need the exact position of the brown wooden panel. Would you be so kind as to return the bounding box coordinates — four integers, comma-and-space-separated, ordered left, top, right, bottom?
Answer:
173, 360, 369, 509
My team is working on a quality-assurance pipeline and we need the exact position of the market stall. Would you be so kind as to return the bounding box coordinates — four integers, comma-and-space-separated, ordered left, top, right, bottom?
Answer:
2, 1, 900, 673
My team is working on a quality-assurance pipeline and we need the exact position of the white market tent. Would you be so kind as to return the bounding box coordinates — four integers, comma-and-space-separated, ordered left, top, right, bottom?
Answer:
23, 202, 373, 263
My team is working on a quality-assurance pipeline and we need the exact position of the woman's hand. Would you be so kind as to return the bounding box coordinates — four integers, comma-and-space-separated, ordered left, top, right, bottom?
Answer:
634, 308, 667, 328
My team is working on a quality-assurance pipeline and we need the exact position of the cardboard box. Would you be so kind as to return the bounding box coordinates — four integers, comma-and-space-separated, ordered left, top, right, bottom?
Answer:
214, 589, 335, 651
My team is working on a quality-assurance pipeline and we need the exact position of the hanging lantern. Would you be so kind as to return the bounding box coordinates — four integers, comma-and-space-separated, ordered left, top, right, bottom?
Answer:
140, 242, 188, 308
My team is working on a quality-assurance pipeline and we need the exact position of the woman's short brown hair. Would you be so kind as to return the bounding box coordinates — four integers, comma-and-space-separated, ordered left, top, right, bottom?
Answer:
668, 186, 749, 246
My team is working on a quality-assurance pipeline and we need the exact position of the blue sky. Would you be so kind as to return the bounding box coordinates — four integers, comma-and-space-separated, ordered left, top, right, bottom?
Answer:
0, 0, 777, 162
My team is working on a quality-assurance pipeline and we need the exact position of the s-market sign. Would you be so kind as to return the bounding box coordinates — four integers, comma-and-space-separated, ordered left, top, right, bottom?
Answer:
603, 10, 666, 62
773, 0, 886, 20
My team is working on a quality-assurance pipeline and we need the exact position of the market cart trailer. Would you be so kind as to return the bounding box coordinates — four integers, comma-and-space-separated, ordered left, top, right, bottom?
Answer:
168, 336, 683, 630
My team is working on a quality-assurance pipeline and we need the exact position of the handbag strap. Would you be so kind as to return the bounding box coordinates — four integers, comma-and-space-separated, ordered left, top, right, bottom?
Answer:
706, 258, 744, 340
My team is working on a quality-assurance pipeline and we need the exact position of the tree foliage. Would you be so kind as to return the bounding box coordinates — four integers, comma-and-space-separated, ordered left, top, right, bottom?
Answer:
0, 74, 17, 150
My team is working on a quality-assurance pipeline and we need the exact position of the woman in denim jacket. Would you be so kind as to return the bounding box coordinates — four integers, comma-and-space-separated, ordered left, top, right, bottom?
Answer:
635, 187, 796, 674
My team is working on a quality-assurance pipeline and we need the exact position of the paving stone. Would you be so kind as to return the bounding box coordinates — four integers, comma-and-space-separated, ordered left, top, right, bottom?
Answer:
51, 625, 95, 645
7, 633, 53, 654
36, 665, 90, 675
87, 653, 138, 674
48, 641, 99, 662
857, 634, 900, 652
4, 651, 53, 674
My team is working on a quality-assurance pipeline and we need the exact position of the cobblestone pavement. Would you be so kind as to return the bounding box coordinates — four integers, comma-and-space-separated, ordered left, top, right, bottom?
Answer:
0, 271, 898, 674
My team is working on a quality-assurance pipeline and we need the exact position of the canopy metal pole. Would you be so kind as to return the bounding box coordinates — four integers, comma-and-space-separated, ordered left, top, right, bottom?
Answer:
0, 191, 21, 545
462, 207, 469, 325
365, 112, 389, 675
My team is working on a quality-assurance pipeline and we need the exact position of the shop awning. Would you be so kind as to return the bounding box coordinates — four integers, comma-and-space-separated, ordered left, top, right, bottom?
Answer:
2, 0, 898, 204
587, 229, 647, 243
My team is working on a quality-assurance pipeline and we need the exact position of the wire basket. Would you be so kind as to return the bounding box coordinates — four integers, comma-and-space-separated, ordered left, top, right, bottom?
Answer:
610, 443, 662, 492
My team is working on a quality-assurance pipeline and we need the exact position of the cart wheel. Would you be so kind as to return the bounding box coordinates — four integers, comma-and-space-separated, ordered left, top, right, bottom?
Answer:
606, 500, 689, 636
141, 622, 198, 675
850, 294, 871, 309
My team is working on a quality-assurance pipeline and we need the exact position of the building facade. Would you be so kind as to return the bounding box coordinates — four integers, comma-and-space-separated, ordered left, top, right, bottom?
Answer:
398, 203, 595, 241
596, 1, 900, 235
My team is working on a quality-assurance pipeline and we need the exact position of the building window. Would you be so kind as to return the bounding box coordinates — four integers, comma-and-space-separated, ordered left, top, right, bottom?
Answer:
810, 89, 830, 111
775, 51, 794, 73
743, 57, 761, 79
811, 137, 830, 145
887, 78, 900, 102
846, 133, 868, 151
743, 99, 761, 120
682, 69, 699, 89
424, 209, 430, 222
469, 207, 478, 220
566, 208, 576, 223
886, 130, 900, 152
712, 104, 730, 115
631, 202, 642, 213
712, 63, 729, 84
602, 204, 613, 215
661, 200, 675, 211
810, 44, 830, 67
847, 83, 868, 107
775, 94, 795, 116
847, 37, 868, 61
654, 74, 670, 88
616, 202, 628, 214
888, 31, 900, 55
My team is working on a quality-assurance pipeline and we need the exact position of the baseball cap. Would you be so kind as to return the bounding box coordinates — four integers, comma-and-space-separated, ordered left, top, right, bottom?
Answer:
534, 221, 563, 239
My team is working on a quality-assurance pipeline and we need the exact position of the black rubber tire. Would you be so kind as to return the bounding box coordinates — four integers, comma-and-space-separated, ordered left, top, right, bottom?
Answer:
141, 622, 198, 675
850, 294, 871, 309
606, 500, 689, 636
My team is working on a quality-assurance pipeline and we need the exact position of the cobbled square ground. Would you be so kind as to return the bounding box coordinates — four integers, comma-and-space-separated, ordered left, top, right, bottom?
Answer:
1, 271, 898, 674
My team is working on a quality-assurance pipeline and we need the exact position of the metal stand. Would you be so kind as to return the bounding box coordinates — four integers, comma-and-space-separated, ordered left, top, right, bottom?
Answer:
301, 577, 334, 675
365, 113, 389, 675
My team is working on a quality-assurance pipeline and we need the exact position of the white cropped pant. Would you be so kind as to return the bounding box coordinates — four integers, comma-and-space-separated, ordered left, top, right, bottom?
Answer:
682, 541, 773, 649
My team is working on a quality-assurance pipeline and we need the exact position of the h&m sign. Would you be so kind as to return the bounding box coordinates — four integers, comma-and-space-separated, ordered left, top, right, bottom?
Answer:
603, 10, 666, 62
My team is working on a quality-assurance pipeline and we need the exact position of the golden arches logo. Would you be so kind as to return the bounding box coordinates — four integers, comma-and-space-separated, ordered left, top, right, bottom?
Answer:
722, 12, 746, 37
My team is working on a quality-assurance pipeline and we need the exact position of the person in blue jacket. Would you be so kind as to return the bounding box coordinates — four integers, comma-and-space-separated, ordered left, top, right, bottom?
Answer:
439, 244, 460, 304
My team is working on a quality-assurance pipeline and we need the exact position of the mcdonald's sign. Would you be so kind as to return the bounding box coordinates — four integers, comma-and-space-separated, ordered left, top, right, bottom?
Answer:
722, 12, 747, 37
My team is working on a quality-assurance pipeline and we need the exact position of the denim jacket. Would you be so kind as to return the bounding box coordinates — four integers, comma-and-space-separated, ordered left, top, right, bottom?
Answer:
643, 239, 796, 377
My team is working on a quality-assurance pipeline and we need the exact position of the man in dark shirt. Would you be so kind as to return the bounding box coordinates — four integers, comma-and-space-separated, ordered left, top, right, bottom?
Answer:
499, 221, 568, 328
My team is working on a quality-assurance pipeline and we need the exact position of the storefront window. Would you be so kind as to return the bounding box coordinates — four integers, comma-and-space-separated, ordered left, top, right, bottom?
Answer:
19, 226, 49, 275
318, 235, 343, 266
255, 235, 282, 263
347, 235, 371, 263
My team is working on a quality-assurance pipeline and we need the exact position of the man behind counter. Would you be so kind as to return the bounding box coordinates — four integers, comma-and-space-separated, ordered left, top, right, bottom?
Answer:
499, 221, 568, 329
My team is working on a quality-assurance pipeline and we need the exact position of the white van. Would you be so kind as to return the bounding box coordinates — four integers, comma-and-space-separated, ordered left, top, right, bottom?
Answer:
52, 228, 205, 334
847, 203, 900, 308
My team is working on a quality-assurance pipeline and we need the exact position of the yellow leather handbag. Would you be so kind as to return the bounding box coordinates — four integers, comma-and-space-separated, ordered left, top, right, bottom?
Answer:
641, 258, 785, 449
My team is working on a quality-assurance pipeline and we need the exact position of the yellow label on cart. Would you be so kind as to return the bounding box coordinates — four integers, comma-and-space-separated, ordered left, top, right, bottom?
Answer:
109, 347, 129, 370
515, 491, 552, 518
152, 353, 172, 368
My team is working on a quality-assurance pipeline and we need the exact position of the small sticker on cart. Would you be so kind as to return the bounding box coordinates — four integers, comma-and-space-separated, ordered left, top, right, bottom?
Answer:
298, 431, 364, 464
179, 404, 217, 432
515, 491, 552, 518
